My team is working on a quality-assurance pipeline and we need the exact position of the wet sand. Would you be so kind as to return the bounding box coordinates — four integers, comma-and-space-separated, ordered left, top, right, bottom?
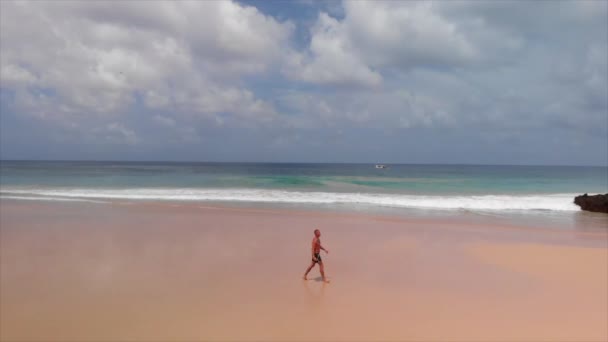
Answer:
1, 199, 607, 341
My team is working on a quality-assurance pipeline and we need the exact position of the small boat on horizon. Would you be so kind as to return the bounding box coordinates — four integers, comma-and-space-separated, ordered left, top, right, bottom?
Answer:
375, 164, 388, 169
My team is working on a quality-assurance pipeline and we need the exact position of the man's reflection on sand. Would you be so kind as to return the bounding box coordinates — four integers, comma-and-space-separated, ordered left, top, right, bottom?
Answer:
303, 277, 327, 311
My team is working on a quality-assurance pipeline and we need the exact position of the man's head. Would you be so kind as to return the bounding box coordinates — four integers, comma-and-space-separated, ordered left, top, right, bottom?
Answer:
314, 229, 321, 237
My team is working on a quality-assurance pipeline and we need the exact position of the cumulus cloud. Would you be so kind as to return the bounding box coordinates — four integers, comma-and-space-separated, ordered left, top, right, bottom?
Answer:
344, 1, 477, 68
285, 1, 478, 87
279, 86, 456, 132
284, 12, 382, 87
282, 1, 606, 143
97, 122, 139, 145
0, 0, 291, 123
152, 115, 175, 127
0, 64, 37, 87
1, 0, 606, 165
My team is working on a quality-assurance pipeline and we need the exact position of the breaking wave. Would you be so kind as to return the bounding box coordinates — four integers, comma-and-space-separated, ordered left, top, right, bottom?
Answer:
0, 187, 582, 212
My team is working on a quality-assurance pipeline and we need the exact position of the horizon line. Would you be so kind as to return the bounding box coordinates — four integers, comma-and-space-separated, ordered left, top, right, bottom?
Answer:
1, 159, 606, 168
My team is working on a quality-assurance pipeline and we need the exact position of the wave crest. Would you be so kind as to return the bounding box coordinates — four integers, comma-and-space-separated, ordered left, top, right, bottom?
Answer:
0, 187, 582, 212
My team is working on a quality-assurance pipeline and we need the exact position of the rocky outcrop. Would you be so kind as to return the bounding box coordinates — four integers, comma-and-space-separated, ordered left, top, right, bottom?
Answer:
574, 193, 608, 213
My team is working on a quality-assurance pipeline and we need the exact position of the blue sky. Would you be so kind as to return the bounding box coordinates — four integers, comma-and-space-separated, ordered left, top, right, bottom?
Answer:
1, 0, 606, 165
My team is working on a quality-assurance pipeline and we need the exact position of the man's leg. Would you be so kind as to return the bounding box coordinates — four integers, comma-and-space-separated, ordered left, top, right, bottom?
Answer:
319, 262, 329, 283
303, 261, 316, 280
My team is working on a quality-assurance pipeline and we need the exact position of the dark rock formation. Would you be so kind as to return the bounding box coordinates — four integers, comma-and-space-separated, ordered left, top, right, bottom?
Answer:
574, 193, 608, 213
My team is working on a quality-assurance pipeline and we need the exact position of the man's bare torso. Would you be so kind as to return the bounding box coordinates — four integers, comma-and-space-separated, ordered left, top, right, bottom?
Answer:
312, 237, 321, 254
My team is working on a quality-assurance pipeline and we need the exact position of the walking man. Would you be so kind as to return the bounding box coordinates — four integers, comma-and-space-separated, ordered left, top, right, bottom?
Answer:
303, 229, 330, 283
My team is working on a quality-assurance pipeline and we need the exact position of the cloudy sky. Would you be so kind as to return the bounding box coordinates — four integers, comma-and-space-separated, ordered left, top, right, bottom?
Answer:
1, 0, 606, 165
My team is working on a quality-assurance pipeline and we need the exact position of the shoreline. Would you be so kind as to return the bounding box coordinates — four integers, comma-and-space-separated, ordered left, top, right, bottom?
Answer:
3, 195, 608, 237
1, 199, 607, 341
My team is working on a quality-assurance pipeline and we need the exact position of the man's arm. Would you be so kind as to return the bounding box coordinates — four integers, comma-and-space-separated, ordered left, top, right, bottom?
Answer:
320, 243, 329, 254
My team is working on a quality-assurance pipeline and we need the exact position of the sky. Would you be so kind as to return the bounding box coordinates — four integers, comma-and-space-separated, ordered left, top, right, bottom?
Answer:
0, 0, 607, 165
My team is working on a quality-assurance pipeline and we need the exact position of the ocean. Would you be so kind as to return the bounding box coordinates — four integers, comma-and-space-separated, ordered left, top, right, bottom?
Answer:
1, 161, 606, 216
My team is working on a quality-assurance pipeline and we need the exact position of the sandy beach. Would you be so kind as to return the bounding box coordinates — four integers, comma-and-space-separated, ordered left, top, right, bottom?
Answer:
3, 0, 607, 339
1, 199, 607, 341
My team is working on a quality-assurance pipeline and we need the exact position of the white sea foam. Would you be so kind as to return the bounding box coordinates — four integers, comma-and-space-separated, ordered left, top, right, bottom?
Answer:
0, 195, 107, 203
0, 187, 583, 212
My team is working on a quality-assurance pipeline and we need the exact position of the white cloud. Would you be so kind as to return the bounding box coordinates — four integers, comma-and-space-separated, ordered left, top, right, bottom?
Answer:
0, 64, 37, 87
344, 1, 477, 68
279, 87, 456, 131
285, 1, 477, 87
152, 115, 175, 127
0, 0, 291, 122
1, 0, 606, 164
284, 13, 382, 87
93, 122, 139, 145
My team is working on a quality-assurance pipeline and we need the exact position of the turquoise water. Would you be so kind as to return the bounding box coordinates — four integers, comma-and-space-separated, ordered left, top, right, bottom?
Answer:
1, 161, 606, 213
